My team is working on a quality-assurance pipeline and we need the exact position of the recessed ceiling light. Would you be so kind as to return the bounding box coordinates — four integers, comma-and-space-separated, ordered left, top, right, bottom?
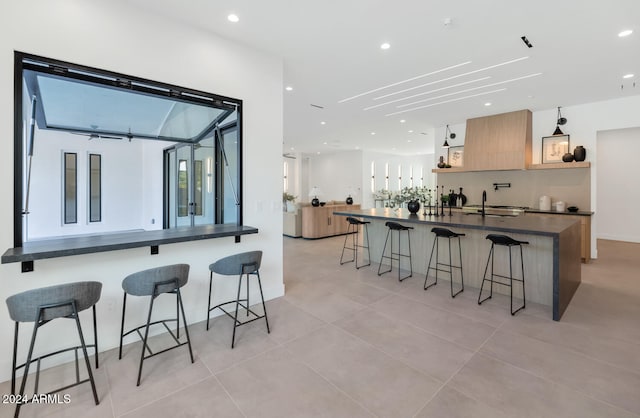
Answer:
618, 29, 633, 37
371, 132, 376, 135
285, 86, 293, 91
407, 139, 412, 143
323, 141, 328, 145
290, 147, 295, 150
320, 121, 326, 125
623, 73, 635, 79
408, 130, 414, 133
316, 152, 321, 155
227, 14, 239, 23
380, 43, 391, 50
484, 102, 492, 106
400, 119, 406, 123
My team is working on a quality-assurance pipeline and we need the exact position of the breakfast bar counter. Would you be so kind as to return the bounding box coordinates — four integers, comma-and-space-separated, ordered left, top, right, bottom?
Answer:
334, 208, 581, 321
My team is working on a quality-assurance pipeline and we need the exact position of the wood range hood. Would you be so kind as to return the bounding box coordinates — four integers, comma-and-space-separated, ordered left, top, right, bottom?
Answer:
462, 109, 532, 171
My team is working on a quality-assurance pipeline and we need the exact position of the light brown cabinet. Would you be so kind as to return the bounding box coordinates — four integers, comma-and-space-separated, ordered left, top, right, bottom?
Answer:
525, 212, 591, 263
302, 205, 360, 239
462, 109, 532, 171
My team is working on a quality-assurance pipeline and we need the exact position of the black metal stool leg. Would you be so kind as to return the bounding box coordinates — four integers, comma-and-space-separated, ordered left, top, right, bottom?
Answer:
377, 229, 392, 276
424, 237, 438, 290
406, 230, 413, 280
231, 273, 243, 349
137, 295, 156, 386
119, 293, 127, 359
72, 302, 99, 405
478, 244, 495, 305
256, 271, 271, 333
11, 322, 18, 395
359, 223, 371, 269
15, 313, 41, 418
93, 305, 99, 369
206, 271, 213, 331
176, 287, 194, 363
340, 223, 355, 265
452, 236, 464, 297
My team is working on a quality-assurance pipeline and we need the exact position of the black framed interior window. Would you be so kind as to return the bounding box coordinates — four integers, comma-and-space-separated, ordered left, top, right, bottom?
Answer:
89, 154, 101, 222
63, 152, 77, 224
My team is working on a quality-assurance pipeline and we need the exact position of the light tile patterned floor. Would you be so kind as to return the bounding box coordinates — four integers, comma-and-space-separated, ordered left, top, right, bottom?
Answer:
2, 238, 639, 417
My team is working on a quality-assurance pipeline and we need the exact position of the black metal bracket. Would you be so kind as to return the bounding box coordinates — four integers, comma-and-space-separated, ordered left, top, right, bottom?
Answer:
21, 260, 34, 273
150, 245, 159, 255
235, 235, 241, 243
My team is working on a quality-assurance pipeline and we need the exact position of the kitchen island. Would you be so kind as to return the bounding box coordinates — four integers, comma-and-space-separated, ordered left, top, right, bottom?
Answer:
334, 208, 581, 321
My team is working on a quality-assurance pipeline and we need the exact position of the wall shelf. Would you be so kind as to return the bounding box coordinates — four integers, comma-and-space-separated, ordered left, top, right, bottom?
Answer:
527, 162, 590, 170
433, 161, 590, 173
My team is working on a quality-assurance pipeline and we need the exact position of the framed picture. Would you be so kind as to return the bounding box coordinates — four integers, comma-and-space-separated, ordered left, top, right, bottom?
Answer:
542, 135, 570, 163
448, 146, 464, 167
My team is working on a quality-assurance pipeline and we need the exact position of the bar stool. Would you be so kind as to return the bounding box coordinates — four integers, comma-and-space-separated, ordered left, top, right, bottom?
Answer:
340, 216, 371, 269
119, 264, 194, 386
377, 221, 413, 281
478, 234, 528, 315
6, 281, 102, 417
207, 251, 270, 348
424, 227, 465, 297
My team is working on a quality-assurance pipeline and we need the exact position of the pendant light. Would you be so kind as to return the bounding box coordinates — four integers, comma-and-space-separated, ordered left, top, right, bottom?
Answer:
553, 107, 567, 135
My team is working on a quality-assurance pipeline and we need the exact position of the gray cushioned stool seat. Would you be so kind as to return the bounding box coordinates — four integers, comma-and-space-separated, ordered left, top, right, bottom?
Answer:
207, 251, 270, 348
6, 281, 102, 417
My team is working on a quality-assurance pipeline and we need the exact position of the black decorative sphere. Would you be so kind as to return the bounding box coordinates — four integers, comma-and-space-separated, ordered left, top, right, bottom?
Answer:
562, 152, 574, 163
311, 198, 320, 207
407, 200, 420, 214
346, 196, 354, 205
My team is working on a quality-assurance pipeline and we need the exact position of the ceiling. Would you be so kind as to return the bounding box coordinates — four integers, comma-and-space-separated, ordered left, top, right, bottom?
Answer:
127, 0, 639, 155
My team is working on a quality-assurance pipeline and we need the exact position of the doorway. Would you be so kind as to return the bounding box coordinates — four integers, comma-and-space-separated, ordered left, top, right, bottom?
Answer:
165, 138, 214, 228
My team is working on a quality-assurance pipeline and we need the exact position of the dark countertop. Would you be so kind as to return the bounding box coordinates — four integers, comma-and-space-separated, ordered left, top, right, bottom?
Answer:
524, 208, 593, 216
2, 224, 259, 264
334, 208, 578, 237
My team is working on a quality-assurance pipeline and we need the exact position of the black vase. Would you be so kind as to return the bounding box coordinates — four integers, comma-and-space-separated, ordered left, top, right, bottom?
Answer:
407, 200, 420, 214
311, 198, 320, 207
562, 152, 574, 163
346, 196, 353, 205
573, 145, 586, 162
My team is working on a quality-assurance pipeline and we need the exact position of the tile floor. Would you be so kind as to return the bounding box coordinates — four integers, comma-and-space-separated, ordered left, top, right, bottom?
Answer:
2, 238, 639, 417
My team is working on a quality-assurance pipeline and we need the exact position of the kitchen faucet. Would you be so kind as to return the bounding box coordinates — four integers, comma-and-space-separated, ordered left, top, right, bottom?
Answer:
482, 190, 487, 217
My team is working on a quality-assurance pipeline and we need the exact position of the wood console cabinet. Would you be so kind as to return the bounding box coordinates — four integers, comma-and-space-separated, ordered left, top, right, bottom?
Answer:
302, 205, 360, 239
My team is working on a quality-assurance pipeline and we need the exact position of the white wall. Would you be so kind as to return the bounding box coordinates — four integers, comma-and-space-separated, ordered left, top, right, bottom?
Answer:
596, 127, 640, 242
0, 1, 284, 382
307, 150, 364, 204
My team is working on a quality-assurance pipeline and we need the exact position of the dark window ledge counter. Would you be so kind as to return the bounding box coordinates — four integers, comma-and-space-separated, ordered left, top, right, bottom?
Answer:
333, 208, 581, 321
2, 225, 258, 268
